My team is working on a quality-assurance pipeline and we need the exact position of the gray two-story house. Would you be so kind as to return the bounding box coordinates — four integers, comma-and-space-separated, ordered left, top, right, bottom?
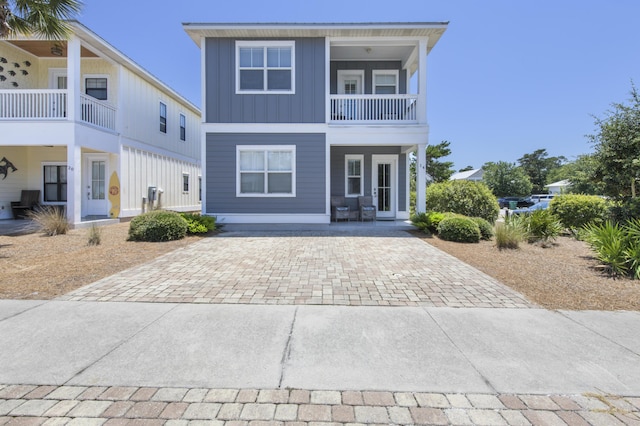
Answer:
183, 22, 447, 224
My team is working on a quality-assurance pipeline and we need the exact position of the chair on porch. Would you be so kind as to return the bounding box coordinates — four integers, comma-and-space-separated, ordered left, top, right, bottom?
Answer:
331, 196, 350, 222
11, 190, 41, 219
358, 196, 376, 221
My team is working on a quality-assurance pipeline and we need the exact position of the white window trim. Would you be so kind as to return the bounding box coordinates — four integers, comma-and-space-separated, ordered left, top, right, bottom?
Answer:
236, 145, 296, 197
83, 74, 110, 101
235, 40, 296, 95
337, 70, 364, 95
179, 113, 186, 141
345, 154, 364, 197
159, 101, 167, 134
42, 162, 67, 205
372, 69, 399, 95
182, 172, 190, 193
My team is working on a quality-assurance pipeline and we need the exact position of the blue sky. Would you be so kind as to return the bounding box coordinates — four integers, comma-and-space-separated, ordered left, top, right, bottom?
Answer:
78, 0, 640, 171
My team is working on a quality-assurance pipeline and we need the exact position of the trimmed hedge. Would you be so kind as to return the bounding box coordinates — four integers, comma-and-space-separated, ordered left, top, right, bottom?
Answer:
426, 180, 499, 223
437, 216, 481, 243
471, 217, 494, 240
128, 210, 188, 242
549, 194, 609, 232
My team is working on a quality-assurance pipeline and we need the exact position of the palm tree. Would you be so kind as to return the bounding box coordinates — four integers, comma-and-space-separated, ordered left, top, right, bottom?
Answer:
1, 0, 83, 39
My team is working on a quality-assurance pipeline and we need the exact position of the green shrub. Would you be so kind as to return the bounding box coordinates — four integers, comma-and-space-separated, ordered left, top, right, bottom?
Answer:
411, 211, 446, 234
128, 210, 187, 242
609, 197, 640, 223
437, 216, 481, 243
549, 194, 609, 234
494, 221, 526, 250
87, 225, 102, 246
426, 180, 499, 223
520, 210, 563, 243
180, 213, 216, 234
583, 221, 629, 277
471, 217, 493, 240
28, 206, 69, 236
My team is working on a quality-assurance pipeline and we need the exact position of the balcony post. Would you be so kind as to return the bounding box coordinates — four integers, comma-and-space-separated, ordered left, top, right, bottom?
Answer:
416, 143, 427, 213
66, 35, 81, 122
417, 38, 428, 124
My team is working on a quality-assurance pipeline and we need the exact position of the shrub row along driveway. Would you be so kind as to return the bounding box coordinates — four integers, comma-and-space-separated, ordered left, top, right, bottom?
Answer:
60, 229, 532, 308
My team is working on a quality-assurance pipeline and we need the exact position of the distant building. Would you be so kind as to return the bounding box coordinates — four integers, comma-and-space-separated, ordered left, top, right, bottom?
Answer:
544, 179, 572, 194
450, 168, 483, 182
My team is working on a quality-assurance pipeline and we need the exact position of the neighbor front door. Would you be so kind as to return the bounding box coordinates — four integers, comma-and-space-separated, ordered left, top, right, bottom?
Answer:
84, 154, 108, 216
372, 155, 397, 219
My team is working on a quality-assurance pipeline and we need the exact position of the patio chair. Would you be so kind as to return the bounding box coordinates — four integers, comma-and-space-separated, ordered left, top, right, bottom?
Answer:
358, 196, 376, 221
331, 196, 350, 222
11, 190, 40, 219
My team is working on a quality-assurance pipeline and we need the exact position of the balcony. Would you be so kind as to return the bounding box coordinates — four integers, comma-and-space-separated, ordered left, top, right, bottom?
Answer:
0, 89, 116, 131
330, 94, 418, 124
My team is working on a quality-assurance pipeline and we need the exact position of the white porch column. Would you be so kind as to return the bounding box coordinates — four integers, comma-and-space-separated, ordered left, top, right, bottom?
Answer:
417, 38, 428, 124
66, 144, 82, 224
416, 143, 427, 213
66, 35, 81, 122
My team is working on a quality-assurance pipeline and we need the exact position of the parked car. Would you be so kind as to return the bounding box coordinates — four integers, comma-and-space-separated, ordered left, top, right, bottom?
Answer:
530, 194, 556, 203
497, 196, 535, 209
511, 201, 551, 215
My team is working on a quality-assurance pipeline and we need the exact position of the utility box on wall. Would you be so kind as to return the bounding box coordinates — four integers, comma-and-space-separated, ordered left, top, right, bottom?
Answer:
147, 186, 157, 203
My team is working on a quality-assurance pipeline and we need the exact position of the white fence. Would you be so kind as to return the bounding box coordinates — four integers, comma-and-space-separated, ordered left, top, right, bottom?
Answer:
330, 94, 418, 123
0, 90, 116, 131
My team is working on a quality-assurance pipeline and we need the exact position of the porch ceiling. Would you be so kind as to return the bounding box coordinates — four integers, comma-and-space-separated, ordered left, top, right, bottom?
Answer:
6, 40, 98, 58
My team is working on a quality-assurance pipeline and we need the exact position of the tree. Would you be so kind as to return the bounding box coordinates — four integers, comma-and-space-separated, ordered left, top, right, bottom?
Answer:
590, 83, 640, 199
482, 161, 532, 197
458, 165, 475, 172
0, 0, 82, 39
517, 149, 566, 193
547, 153, 604, 195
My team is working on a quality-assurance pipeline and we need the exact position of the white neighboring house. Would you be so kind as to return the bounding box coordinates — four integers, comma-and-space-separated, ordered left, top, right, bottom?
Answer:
545, 179, 572, 194
0, 21, 201, 225
450, 168, 483, 182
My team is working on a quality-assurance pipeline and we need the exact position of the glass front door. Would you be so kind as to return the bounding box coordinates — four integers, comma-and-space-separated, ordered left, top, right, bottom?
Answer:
372, 155, 397, 219
84, 155, 108, 216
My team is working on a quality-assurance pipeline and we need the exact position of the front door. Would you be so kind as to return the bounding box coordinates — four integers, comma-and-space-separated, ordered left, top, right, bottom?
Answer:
48, 68, 67, 117
84, 154, 108, 216
372, 155, 397, 219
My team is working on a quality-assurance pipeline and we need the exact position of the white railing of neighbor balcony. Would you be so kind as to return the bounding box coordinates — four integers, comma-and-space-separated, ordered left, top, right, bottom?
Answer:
330, 94, 418, 123
0, 90, 116, 131
80, 94, 116, 131
0, 89, 67, 119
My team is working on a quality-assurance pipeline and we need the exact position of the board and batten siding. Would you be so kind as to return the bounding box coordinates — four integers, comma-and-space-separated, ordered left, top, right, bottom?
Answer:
119, 67, 200, 161
330, 146, 407, 212
204, 38, 325, 124
330, 61, 407, 94
120, 145, 200, 217
206, 133, 326, 214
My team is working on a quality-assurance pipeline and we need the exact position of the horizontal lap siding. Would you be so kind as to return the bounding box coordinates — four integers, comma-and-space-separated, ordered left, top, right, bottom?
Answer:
206, 133, 326, 214
205, 38, 325, 123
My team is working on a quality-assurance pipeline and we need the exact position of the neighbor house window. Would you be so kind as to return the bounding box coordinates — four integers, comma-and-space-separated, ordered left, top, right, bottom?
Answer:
345, 155, 364, 197
236, 41, 295, 93
183, 173, 189, 192
179, 114, 186, 141
85, 77, 108, 100
373, 70, 399, 95
43, 164, 67, 202
160, 102, 167, 133
198, 176, 202, 202
237, 146, 295, 196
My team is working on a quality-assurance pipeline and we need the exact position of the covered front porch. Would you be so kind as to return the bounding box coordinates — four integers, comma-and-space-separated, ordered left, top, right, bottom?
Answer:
0, 143, 120, 225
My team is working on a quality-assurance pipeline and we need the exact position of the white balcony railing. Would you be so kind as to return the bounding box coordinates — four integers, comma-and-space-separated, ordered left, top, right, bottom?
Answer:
330, 94, 418, 123
0, 89, 116, 131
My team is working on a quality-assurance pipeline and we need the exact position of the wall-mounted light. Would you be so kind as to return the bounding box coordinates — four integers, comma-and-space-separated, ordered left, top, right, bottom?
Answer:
365, 47, 372, 54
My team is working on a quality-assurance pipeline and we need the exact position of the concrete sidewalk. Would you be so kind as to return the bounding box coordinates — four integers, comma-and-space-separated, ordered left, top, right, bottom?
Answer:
1, 300, 639, 394
1, 300, 640, 424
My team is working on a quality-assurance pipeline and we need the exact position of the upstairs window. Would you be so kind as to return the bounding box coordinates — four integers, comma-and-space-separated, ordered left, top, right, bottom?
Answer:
85, 77, 108, 100
179, 114, 186, 141
159, 102, 167, 133
373, 70, 399, 95
236, 41, 295, 94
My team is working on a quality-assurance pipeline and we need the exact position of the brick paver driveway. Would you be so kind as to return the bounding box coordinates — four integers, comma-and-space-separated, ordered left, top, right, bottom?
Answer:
61, 229, 532, 308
